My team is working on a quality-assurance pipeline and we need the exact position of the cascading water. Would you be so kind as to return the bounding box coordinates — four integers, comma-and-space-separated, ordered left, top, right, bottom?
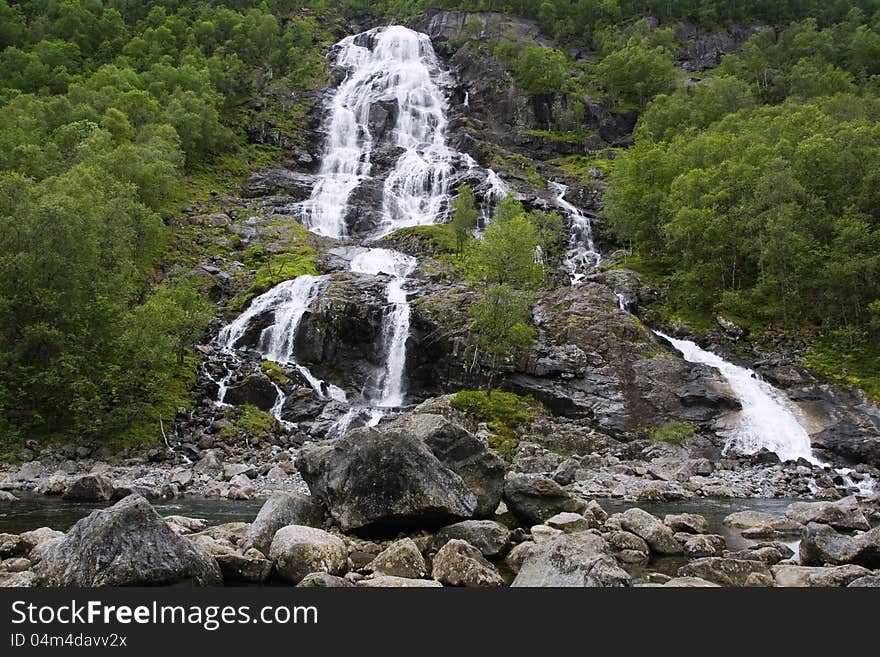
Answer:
301, 25, 454, 239
349, 248, 418, 407
215, 275, 345, 413
550, 181, 601, 284
479, 169, 509, 228
653, 330, 819, 464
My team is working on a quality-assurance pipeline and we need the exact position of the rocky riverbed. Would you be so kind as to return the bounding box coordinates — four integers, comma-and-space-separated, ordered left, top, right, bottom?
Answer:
2, 406, 879, 587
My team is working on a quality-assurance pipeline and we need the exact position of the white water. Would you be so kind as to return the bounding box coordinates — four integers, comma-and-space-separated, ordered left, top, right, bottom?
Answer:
215, 275, 345, 410
550, 181, 601, 284
349, 248, 418, 407
654, 330, 819, 464
301, 25, 453, 239
479, 168, 509, 227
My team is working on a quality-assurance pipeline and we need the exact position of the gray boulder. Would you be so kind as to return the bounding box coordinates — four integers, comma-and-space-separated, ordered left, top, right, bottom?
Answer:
431, 539, 504, 587
512, 532, 631, 587
269, 525, 347, 585
723, 511, 802, 534
365, 538, 426, 579
359, 576, 442, 587
243, 492, 325, 554
664, 513, 709, 534
298, 427, 477, 533
393, 413, 506, 517
620, 508, 682, 555
435, 520, 510, 557
62, 474, 114, 502
297, 573, 354, 587
678, 557, 772, 587
848, 575, 880, 587
772, 564, 872, 587
34, 495, 221, 586
785, 496, 870, 531
799, 523, 880, 568
503, 474, 586, 525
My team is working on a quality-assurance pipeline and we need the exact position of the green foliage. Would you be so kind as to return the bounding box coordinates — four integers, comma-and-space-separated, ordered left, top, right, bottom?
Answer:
468, 284, 536, 372
382, 224, 458, 255
463, 195, 544, 290
450, 184, 478, 254
508, 44, 571, 96
596, 39, 679, 106
222, 404, 274, 439
451, 389, 539, 457
247, 250, 319, 298
606, 95, 880, 336
651, 421, 695, 445
261, 361, 290, 385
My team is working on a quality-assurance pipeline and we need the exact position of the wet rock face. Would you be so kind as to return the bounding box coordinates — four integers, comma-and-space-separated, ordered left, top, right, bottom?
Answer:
298, 426, 478, 533
34, 495, 222, 587
295, 273, 388, 392
505, 283, 737, 433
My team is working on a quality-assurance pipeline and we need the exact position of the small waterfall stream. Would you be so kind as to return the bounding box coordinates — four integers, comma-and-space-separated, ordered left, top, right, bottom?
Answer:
349, 248, 418, 407
550, 181, 601, 284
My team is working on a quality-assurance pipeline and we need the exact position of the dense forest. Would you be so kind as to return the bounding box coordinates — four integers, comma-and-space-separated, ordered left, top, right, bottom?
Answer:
1, 0, 879, 451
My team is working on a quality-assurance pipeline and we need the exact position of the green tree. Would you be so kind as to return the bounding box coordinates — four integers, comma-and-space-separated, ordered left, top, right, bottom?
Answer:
450, 184, 478, 254
464, 211, 544, 290
469, 285, 536, 394
596, 39, 678, 106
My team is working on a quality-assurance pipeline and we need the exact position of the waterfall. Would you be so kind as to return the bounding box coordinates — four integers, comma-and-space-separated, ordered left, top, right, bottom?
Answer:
654, 330, 819, 464
349, 248, 418, 407
301, 25, 453, 239
550, 181, 601, 284
479, 168, 509, 228
215, 275, 345, 409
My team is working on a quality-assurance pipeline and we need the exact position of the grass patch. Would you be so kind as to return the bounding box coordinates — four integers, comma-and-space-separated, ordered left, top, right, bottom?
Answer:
451, 390, 541, 460
382, 224, 458, 255
492, 153, 543, 187
525, 129, 594, 143
232, 247, 318, 310
804, 332, 880, 402
551, 154, 616, 183
650, 421, 694, 445
221, 404, 274, 439
261, 360, 289, 386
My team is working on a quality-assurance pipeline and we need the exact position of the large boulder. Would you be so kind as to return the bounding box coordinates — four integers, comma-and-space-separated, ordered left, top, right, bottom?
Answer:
784, 497, 870, 531
224, 373, 278, 411
799, 523, 880, 568
298, 426, 477, 533
512, 532, 631, 587
431, 539, 504, 587
243, 492, 325, 554
394, 414, 506, 518
678, 558, 772, 587
619, 508, 683, 555
503, 474, 586, 525
34, 495, 221, 586
435, 520, 510, 557
62, 474, 114, 502
269, 525, 347, 584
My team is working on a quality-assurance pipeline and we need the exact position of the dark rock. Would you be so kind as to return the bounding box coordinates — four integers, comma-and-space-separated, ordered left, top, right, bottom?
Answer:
799, 523, 880, 568
503, 474, 586, 525
298, 427, 477, 533
395, 413, 505, 517
62, 474, 115, 502
34, 495, 221, 586
224, 374, 278, 412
